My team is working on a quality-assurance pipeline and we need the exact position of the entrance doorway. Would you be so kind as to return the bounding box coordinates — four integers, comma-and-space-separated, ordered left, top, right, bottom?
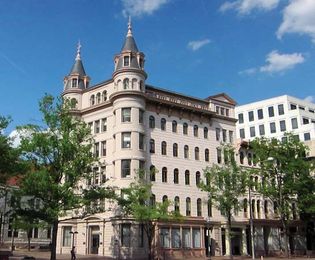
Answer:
231, 228, 242, 256
89, 226, 100, 254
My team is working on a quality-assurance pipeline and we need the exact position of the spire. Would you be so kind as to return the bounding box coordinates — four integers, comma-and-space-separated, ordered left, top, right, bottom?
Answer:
121, 17, 139, 52
127, 16, 132, 37
69, 41, 86, 76
75, 40, 81, 61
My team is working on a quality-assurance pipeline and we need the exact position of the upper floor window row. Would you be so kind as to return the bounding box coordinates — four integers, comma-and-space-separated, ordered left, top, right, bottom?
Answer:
90, 91, 107, 106
215, 106, 230, 117
116, 78, 144, 91
120, 108, 144, 124
88, 118, 107, 134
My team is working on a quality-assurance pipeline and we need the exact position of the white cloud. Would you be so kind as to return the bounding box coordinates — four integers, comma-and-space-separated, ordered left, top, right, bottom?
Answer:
220, 0, 280, 15
277, 0, 315, 43
8, 129, 32, 148
121, 0, 169, 17
304, 95, 315, 103
238, 68, 257, 75
187, 39, 211, 51
260, 50, 305, 73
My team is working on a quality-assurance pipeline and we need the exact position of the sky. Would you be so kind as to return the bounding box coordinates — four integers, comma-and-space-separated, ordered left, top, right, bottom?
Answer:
1, 0, 315, 134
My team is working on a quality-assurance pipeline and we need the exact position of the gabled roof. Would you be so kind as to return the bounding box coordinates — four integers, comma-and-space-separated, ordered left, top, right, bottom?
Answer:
205, 92, 237, 106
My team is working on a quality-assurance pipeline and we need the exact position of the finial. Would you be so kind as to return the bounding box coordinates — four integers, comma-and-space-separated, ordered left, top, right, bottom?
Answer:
76, 40, 81, 61
127, 16, 132, 37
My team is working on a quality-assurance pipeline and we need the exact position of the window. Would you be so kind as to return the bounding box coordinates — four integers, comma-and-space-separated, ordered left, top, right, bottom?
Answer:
238, 113, 244, 124
207, 200, 212, 217
123, 78, 129, 89
173, 143, 178, 157
162, 167, 167, 183
172, 120, 177, 133
139, 110, 144, 124
139, 133, 144, 150
96, 93, 101, 104
222, 129, 227, 142
139, 224, 144, 247
299, 106, 305, 110
122, 132, 131, 148
72, 78, 78, 88
161, 141, 167, 155
186, 197, 191, 216
62, 227, 72, 247
94, 142, 99, 157
149, 139, 155, 153
101, 118, 107, 132
250, 126, 255, 137
150, 165, 156, 181
121, 160, 131, 177
182, 228, 191, 248
197, 199, 202, 216
240, 151, 244, 164
217, 148, 222, 164
174, 196, 180, 212
257, 109, 264, 120
174, 169, 179, 184
248, 111, 254, 121
270, 122, 276, 133
291, 118, 298, 129
290, 104, 297, 110
102, 91, 107, 101
47, 228, 51, 239
259, 125, 265, 136
280, 120, 286, 132
268, 106, 274, 117
193, 125, 198, 137
204, 127, 208, 139
149, 116, 155, 128
33, 227, 38, 238
293, 134, 300, 141
184, 145, 189, 159
229, 131, 233, 143
195, 147, 200, 160
185, 170, 190, 185
161, 118, 166, 131
94, 120, 100, 134
123, 56, 130, 67
139, 80, 144, 91
90, 95, 95, 106
121, 224, 131, 247
171, 228, 181, 248
139, 161, 145, 171
303, 118, 310, 125
239, 128, 245, 139
205, 149, 209, 162
160, 228, 170, 248
304, 132, 311, 141
101, 141, 106, 156
216, 128, 220, 141
183, 123, 188, 135
226, 109, 229, 117
122, 108, 131, 122
278, 104, 284, 115
132, 78, 137, 89
196, 171, 201, 186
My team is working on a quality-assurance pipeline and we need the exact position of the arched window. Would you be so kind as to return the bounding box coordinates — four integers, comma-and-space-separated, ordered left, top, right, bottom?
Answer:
123, 78, 129, 89
196, 171, 201, 186
240, 151, 244, 164
194, 125, 198, 137
173, 143, 178, 157
254, 176, 259, 191
197, 198, 202, 216
185, 170, 190, 185
150, 194, 156, 206
149, 116, 155, 128
207, 199, 212, 217
102, 91, 107, 102
183, 123, 188, 135
217, 148, 222, 164
248, 153, 252, 166
173, 169, 179, 184
252, 199, 256, 218
132, 78, 137, 89
205, 149, 209, 162
96, 93, 101, 104
204, 127, 208, 139
149, 139, 155, 153
257, 200, 261, 219
90, 95, 95, 106
150, 165, 156, 181
117, 80, 122, 89
195, 147, 200, 160
139, 80, 144, 91
186, 198, 191, 216
174, 196, 180, 213
243, 199, 248, 217
161, 118, 166, 131
184, 145, 189, 159
162, 195, 168, 203
123, 56, 130, 66
172, 120, 177, 133
264, 200, 268, 218
161, 141, 167, 155
162, 167, 167, 183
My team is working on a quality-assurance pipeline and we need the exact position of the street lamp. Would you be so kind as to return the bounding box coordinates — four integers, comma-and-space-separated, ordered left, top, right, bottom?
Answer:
206, 217, 211, 258
70, 231, 78, 247
248, 177, 255, 260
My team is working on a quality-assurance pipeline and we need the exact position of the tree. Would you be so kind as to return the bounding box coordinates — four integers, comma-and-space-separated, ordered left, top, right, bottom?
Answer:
117, 169, 181, 260
199, 145, 247, 260
251, 133, 313, 258
13, 95, 115, 260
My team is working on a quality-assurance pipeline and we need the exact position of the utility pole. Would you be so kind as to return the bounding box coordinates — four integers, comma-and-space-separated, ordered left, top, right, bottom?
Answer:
249, 181, 255, 259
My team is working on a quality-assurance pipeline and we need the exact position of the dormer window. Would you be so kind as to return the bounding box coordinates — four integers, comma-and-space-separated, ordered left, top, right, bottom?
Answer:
139, 58, 144, 68
123, 56, 130, 67
72, 78, 78, 88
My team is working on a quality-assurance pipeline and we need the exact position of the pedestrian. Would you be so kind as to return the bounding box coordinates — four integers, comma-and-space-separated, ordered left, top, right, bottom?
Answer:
71, 246, 76, 260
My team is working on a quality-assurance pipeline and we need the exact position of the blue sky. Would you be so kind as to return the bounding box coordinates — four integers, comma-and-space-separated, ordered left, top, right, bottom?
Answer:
1, 0, 315, 133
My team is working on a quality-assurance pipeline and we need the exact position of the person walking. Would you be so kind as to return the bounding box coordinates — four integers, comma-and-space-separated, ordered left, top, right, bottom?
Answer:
71, 246, 76, 260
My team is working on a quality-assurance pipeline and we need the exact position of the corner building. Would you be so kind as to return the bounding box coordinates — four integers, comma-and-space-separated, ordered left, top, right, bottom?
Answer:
57, 22, 246, 259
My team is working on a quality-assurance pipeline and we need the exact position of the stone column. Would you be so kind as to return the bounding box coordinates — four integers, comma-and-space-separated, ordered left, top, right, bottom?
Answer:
242, 228, 248, 255
225, 228, 231, 256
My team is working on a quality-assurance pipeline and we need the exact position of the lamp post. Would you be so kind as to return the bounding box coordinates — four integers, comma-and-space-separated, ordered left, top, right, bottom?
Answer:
248, 180, 255, 260
70, 231, 78, 248
206, 217, 211, 259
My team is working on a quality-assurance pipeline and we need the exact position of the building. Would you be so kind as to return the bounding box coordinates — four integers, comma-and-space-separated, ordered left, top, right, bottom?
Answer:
56, 22, 306, 259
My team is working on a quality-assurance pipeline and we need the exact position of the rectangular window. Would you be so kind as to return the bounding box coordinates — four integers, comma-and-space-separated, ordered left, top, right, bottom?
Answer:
278, 104, 284, 115
192, 228, 201, 248
239, 128, 245, 139
217, 148, 222, 164
220, 107, 225, 115
62, 227, 72, 247
293, 135, 300, 141
304, 133, 311, 141
122, 132, 131, 148
101, 141, 106, 156
171, 228, 181, 248
182, 228, 191, 248
259, 125, 265, 136
248, 111, 254, 122
101, 118, 107, 132
257, 109, 264, 120
270, 122, 276, 133
290, 104, 297, 110
160, 228, 170, 248
238, 113, 244, 124
94, 142, 99, 157
121, 224, 131, 247
216, 128, 220, 141
122, 108, 131, 122
268, 106, 274, 117
280, 120, 286, 132
229, 131, 233, 143
94, 120, 100, 134
291, 118, 298, 129
222, 129, 227, 142
123, 56, 129, 67
299, 106, 305, 110
139, 109, 144, 124
139, 133, 144, 150
121, 160, 131, 178
226, 109, 229, 117
309, 109, 314, 113
250, 126, 255, 137
303, 118, 309, 124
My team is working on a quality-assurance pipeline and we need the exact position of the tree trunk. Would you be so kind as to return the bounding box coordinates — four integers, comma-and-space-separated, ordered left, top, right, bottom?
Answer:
281, 218, 290, 258
50, 220, 59, 260
28, 236, 31, 251
228, 213, 233, 260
